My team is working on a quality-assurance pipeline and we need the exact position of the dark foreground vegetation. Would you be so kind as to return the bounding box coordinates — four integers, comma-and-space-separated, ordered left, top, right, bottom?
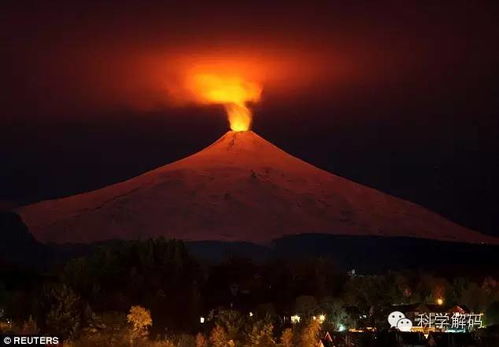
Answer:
1, 211, 499, 346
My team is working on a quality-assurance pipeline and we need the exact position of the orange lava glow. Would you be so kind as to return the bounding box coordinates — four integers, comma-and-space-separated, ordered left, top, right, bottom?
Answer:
159, 51, 350, 130
188, 73, 262, 131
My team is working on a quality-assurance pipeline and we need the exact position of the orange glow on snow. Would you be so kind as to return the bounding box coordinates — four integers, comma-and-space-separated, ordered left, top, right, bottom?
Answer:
187, 73, 262, 131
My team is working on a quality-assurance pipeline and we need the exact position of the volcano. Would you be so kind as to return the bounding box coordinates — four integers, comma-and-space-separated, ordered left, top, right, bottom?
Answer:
17, 131, 497, 244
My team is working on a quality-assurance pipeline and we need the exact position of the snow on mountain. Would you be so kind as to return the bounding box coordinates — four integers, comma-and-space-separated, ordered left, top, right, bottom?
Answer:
17, 131, 498, 244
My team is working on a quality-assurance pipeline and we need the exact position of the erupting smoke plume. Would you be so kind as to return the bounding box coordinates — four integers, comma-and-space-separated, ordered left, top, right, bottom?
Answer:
185, 73, 262, 131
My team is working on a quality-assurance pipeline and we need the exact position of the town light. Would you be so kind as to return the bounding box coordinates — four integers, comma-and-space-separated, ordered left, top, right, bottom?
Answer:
291, 315, 301, 324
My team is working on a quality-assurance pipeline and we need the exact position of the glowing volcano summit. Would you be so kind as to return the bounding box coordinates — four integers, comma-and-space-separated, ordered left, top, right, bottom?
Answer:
17, 130, 498, 244
15, 68, 499, 245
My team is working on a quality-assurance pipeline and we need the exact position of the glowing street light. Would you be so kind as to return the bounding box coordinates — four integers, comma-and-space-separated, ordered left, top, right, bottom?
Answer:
291, 315, 301, 324
437, 298, 444, 306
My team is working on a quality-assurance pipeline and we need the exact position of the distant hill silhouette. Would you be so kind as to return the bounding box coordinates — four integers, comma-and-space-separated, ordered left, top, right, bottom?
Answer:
1, 212, 498, 274
0, 211, 50, 266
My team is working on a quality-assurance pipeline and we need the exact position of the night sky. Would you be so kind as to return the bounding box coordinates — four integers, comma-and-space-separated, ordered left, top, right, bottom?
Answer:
1, 1, 498, 237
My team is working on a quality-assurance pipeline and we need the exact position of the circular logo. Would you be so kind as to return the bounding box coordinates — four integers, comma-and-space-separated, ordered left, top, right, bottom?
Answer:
3, 336, 11, 345
397, 318, 413, 332
387, 311, 405, 327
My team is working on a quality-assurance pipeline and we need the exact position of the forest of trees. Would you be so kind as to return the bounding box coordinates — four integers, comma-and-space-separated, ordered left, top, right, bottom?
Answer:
1, 237, 499, 346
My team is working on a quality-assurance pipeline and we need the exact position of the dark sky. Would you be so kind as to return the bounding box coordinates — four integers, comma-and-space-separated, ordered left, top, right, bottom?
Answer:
1, 1, 498, 236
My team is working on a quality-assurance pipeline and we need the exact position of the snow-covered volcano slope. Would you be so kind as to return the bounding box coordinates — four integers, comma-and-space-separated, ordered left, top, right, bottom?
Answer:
17, 131, 498, 244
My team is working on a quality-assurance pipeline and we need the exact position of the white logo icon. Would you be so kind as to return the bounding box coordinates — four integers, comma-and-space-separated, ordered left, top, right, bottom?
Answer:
3, 336, 12, 345
396, 318, 413, 332
388, 311, 405, 328
388, 311, 413, 332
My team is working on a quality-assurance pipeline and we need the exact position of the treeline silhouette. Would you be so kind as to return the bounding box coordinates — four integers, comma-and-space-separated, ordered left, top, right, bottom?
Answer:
1, 211, 499, 345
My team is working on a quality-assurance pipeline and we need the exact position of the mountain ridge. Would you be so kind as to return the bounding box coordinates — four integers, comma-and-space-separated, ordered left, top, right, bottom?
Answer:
17, 131, 499, 245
